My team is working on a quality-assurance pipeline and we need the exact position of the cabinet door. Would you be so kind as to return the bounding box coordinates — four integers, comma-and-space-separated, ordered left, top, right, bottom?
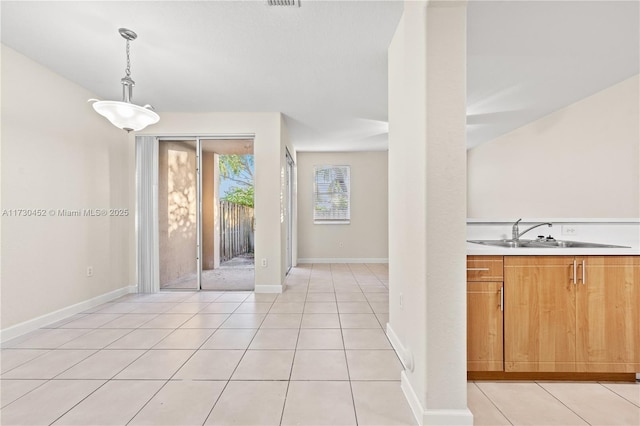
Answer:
467, 282, 503, 371
504, 256, 577, 372
576, 256, 640, 372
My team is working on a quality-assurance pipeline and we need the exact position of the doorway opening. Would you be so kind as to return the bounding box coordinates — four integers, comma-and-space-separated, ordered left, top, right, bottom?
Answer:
158, 138, 255, 290
201, 139, 255, 290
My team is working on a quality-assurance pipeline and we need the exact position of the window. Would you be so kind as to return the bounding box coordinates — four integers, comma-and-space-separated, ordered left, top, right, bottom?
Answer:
314, 165, 350, 224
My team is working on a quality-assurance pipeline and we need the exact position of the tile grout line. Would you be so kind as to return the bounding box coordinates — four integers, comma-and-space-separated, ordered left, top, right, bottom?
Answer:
472, 381, 515, 426
0, 348, 55, 375
0, 379, 49, 410
598, 381, 640, 409
46, 373, 114, 425
342, 263, 361, 426
277, 265, 312, 426
534, 381, 593, 425
202, 293, 274, 425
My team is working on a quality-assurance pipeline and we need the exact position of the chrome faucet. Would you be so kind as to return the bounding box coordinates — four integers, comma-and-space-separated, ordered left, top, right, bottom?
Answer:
512, 218, 553, 240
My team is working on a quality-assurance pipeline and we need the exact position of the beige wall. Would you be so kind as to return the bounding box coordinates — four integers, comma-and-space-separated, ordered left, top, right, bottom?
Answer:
158, 141, 197, 285
468, 74, 640, 219
296, 151, 388, 261
1, 45, 132, 329
137, 112, 289, 291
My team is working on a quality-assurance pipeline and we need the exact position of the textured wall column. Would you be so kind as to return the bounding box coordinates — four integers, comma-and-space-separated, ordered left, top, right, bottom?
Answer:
424, 1, 470, 424
388, 1, 471, 424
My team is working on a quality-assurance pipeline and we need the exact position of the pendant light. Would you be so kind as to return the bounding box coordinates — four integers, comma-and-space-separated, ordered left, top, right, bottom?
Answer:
89, 28, 159, 132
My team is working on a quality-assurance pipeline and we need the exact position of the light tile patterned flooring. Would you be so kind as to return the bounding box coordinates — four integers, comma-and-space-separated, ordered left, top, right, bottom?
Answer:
469, 380, 640, 425
1, 263, 639, 425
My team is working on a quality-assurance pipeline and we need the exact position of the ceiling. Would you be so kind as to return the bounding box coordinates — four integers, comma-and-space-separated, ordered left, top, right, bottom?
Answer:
467, 0, 639, 149
2, 1, 638, 151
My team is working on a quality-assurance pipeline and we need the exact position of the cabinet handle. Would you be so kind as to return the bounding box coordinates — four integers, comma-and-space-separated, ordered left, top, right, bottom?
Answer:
582, 259, 586, 285
500, 287, 504, 312
573, 259, 577, 285
467, 268, 490, 271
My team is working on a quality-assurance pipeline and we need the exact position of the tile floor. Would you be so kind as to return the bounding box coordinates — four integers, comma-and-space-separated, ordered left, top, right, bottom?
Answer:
1, 263, 639, 425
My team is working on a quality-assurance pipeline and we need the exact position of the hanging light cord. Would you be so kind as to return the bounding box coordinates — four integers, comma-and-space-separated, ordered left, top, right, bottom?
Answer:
125, 38, 131, 78
120, 33, 135, 103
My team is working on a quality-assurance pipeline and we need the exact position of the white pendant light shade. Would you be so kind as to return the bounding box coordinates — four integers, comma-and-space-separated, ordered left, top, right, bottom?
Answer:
91, 100, 160, 132
90, 28, 160, 132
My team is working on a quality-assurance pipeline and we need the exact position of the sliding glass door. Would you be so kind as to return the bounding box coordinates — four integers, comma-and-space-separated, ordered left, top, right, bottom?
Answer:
158, 140, 200, 290
155, 137, 255, 291
199, 139, 255, 290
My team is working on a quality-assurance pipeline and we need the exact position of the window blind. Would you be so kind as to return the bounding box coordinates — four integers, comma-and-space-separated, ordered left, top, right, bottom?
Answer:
314, 165, 350, 223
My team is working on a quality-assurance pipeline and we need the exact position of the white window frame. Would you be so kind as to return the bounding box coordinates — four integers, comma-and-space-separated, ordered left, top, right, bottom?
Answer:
313, 165, 351, 225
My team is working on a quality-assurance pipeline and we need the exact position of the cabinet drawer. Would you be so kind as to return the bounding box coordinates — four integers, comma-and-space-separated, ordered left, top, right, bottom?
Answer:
467, 256, 503, 281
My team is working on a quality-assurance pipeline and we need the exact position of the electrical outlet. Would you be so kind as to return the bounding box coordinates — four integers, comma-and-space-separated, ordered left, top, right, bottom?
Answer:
339, 241, 344, 248
261, 258, 267, 267
562, 225, 577, 236
86, 266, 93, 277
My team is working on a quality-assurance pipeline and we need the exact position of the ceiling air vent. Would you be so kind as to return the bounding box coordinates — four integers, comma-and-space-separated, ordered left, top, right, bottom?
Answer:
267, 0, 300, 6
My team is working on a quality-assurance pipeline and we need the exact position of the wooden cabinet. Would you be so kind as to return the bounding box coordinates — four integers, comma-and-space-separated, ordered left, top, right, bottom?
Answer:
577, 256, 640, 372
504, 256, 577, 372
467, 256, 503, 371
504, 255, 640, 373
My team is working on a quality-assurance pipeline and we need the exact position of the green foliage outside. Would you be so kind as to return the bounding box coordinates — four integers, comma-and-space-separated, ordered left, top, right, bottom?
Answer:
223, 186, 254, 208
220, 155, 254, 208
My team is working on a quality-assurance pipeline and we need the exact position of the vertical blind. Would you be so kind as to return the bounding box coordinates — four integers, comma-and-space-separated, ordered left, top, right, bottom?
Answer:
136, 135, 160, 293
313, 165, 350, 223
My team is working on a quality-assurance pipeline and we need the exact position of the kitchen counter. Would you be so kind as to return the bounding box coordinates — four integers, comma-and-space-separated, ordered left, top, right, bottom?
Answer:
467, 218, 640, 256
467, 242, 640, 256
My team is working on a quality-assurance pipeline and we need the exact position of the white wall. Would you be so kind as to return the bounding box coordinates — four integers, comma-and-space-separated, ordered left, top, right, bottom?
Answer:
1, 45, 132, 332
388, 13, 428, 417
388, 2, 471, 424
297, 151, 388, 262
136, 112, 290, 291
468, 74, 640, 219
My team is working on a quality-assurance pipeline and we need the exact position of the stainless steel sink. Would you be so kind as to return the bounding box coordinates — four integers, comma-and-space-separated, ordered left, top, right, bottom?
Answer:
468, 239, 535, 248
535, 240, 630, 248
468, 239, 630, 249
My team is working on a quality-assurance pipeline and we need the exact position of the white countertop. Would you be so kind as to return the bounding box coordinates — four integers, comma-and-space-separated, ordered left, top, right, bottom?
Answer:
467, 242, 640, 256
467, 219, 640, 256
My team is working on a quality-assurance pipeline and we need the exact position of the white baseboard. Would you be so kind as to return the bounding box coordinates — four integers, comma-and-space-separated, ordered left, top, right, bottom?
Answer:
297, 258, 388, 264
254, 284, 283, 294
394, 328, 473, 426
423, 409, 474, 426
401, 371, 424, 426
401, 372, 473, 425
1, 285, 137, 343
386, 323, 414, 371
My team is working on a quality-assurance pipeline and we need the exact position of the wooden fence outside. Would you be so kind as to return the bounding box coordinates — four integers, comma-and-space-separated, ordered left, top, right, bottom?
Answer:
220, 201, 254, 262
